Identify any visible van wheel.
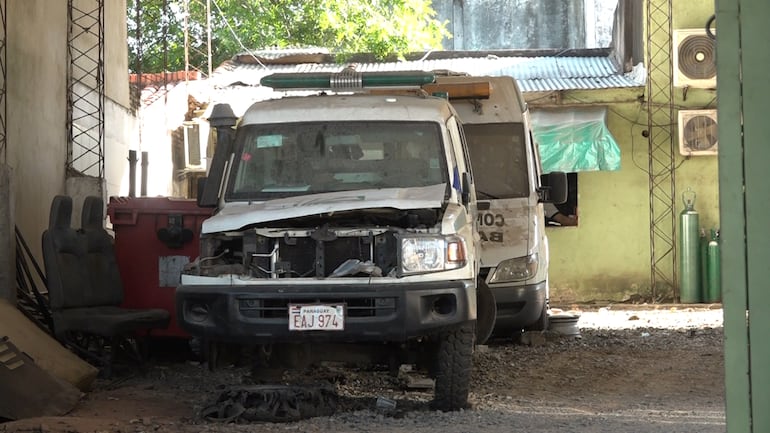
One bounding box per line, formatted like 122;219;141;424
431;322;474;411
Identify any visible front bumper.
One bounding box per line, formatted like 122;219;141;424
486;280;547;331
176;279;476;344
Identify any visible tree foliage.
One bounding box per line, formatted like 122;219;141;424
128;0;450;74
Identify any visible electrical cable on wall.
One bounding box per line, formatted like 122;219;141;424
706;14;716;40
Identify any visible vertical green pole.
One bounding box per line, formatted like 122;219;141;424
717;0;770;431
716;0;750;431
741;0;770;429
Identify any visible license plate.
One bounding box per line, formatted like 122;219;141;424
289;304;345;331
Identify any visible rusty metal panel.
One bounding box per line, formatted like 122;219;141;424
0;337;81;420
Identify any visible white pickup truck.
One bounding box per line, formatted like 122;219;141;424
176;71;479;411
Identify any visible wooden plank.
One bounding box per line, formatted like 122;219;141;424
0;300;98;391
0;337;82;420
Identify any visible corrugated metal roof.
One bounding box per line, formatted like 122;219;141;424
211;54;645;93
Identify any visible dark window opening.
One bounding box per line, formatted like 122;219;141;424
546;172;578;227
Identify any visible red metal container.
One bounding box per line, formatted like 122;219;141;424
107;196;213;338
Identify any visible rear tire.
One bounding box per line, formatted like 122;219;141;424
431;322;475;411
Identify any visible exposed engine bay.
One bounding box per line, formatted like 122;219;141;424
192;207;442;279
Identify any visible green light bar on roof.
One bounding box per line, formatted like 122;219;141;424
260;70;435;91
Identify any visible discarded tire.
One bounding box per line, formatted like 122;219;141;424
432;322;474;411
201;383;338;423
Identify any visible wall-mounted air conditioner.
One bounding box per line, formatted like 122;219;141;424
673;29;716;88
678;109;718;156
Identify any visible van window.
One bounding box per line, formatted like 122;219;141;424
464;123;529;199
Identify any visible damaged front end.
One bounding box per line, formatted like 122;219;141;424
187;204;468;281
176;194;476;343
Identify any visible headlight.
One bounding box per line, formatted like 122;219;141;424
400;236;467;275
489;253;539;283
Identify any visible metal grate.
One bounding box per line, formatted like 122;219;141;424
67;0;105;179
645;0;677;301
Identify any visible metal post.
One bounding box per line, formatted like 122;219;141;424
718;1;770;431
645;0;677;301
66;0;105;178
128;150;137;198
206;0;212;78
141;151;149;197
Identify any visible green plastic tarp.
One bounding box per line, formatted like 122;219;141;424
531;108;621;173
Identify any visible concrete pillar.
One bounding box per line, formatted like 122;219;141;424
0;164;15;303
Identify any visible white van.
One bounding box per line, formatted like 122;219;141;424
430;75;566;343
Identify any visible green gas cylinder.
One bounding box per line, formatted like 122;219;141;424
699;229;709;302
679;188;701;303
706;228;721;302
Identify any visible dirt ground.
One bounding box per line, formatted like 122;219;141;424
2;305;726;433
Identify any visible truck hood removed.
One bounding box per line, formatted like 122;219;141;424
203;183;447;233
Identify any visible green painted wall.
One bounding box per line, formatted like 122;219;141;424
535;1;720;304
532;78;718;302
536;0;719;305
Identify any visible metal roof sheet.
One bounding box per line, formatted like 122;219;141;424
211;54;645;93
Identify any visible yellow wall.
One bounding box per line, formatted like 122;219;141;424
532;0;719;303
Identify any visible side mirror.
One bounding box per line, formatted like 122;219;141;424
539;171;568;204
461;172;472;206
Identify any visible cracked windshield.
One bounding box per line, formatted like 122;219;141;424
228;121;447;200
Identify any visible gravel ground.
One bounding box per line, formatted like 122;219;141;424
2;305;727;433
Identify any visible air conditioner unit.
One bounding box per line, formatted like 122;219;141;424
673;29;716;88
678;109;718;156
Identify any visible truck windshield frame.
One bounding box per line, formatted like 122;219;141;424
464;123;530;199
225;121;449;201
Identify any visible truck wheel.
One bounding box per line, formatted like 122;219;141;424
432;322;474;411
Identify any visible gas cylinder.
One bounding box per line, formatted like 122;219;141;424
699;229;709;302
706;228;721;302
679;188;701;303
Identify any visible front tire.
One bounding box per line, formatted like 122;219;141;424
432;322;475;411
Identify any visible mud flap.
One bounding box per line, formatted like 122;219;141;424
475;281;497;345
201;384;338;423
0;337;82;420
